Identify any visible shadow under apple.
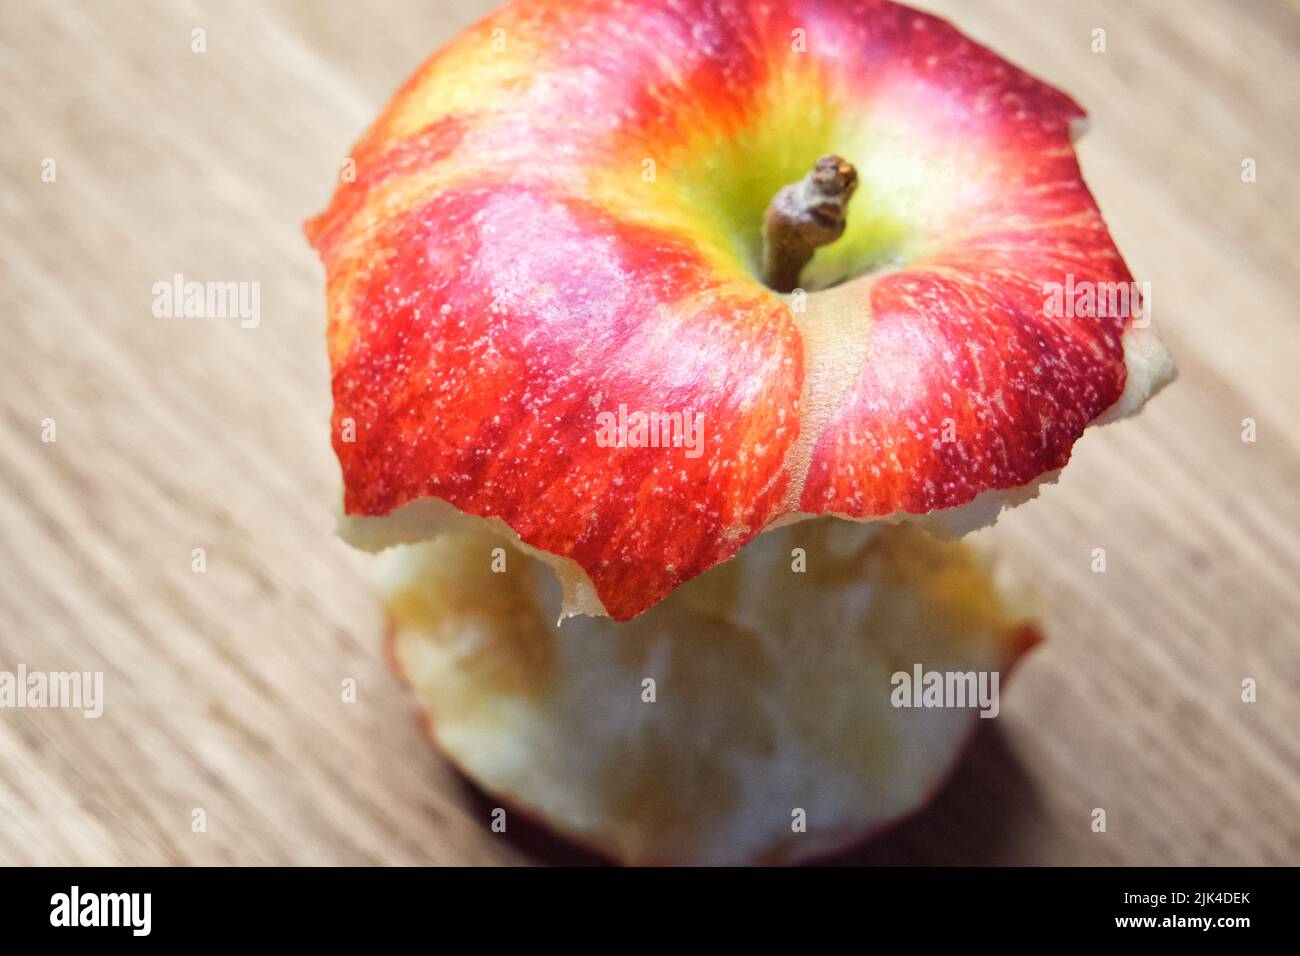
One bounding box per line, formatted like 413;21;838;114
448;720;1037;867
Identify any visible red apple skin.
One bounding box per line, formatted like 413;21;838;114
801;240;1129;516
308;0;1140;621
325;185;804;623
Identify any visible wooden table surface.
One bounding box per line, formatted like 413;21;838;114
2;0;1297;866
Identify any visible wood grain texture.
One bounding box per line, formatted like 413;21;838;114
1;0;1296;866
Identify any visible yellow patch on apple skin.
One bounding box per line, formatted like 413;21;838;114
380;518;1038;865
586;34;996;289
366;9;549;150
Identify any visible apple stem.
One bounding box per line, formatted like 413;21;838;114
761;155;859;293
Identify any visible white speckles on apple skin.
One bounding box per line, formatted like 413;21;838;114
308;0;1173;620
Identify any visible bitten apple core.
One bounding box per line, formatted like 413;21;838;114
762;154;859;293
